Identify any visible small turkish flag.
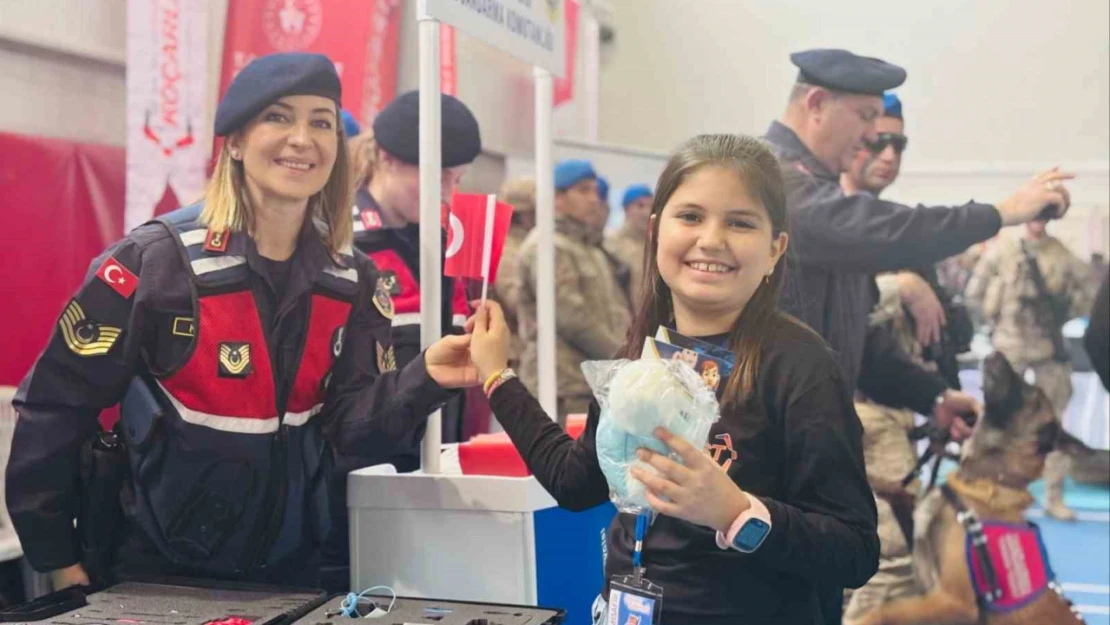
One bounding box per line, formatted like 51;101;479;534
95;256;139;299
444;193;513;282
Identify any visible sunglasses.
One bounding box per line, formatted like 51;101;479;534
865;133;908;155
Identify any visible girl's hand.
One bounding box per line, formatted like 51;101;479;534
631;427;750;533
467;301;511;383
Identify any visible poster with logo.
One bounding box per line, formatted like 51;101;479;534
125;0;210;233
218;0;403;135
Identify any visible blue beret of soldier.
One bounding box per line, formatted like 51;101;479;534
214;52;342;137
597;176;610;202
883;92;903;119
372;91;482;168
341;109;361;138
621;184;653;208
790;49;906;96
554;159;597;191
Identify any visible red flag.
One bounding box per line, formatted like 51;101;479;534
444;193;513;281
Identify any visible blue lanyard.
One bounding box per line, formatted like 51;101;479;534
632;511;651;581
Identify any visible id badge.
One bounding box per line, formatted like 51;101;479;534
608;575;663;625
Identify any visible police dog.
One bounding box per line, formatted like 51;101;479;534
857;352;1089;625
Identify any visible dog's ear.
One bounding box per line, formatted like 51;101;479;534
983;352;1022;427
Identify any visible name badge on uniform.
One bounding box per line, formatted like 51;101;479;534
607;575;663;625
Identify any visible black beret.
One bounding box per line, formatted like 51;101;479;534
214;52;341;136
373;91;482;168
791;49;906;96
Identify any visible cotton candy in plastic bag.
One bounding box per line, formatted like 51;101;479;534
583;357;721;514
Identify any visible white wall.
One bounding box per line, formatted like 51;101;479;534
0;0;127;145
595;0;1110;256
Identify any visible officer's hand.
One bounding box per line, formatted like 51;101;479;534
996;167;1075;226
50;563;90;591
896;272;946;347
933;390;979;443
468;300;511;384
425;334;478;389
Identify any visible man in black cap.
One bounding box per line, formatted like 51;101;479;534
321;90;483;593
763;48;1074;624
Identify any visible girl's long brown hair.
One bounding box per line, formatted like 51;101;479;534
616;134;789;410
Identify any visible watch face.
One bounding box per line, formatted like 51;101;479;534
734;518;771;552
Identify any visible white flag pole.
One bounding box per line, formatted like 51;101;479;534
534;67;557;420
418;0;443;475
480;193;497;306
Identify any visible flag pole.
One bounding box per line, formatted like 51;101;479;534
480;193;497;306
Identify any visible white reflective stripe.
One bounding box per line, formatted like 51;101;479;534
284;403;323;427
324;266;358;283
180;230;207;247
156;380;279;434
156;381;322;432
392;313;468;328
192;255;246;275
392;312;421;327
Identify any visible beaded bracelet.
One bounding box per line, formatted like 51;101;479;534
483;369;506;395
485;368;518;398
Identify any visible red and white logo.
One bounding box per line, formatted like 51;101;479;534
96;256;139;299
263;0;323;51
360;209;383;231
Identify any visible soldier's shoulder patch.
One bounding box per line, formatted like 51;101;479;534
373;276;395;320
376;342;397;373
59;299;122;357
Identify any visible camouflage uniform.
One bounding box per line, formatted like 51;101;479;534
967;234;1094;515
604;223;647;304
517;216;632;420
844;274;928;622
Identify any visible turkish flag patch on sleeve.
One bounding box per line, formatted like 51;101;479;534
95;256;139;299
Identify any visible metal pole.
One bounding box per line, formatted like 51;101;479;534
418;1;443;473
533;67;558;419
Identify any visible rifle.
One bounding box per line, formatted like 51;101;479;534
1020;240;1070;363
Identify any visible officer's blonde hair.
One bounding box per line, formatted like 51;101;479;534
201;120;353;255
349;131;381;188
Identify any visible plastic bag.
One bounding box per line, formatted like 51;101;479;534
583;358;721;514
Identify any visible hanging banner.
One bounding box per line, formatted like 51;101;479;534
553;0;578;106
125;0;209;233
361;0;405;124
219;0;398;128
441;24;457;97
424;0;565;77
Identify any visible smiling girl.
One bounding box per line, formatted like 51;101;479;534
469;134;879;624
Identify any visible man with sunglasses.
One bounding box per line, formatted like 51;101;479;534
840;92;977;624
764;48;1074;625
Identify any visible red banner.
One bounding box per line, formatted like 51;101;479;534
0;132;125;386
553;0;579;106
440;25;457;97
219;0;403;131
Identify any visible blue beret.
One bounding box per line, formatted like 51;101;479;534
554;159;596;191
215;52;341;136
341;109;361;138
621;184;653;208
791;49;906;96
883;92;903;119
372;91;482;168
597;176;610;201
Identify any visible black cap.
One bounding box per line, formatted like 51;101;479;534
214;53;341;137
790;49;906;96
373;91;482;168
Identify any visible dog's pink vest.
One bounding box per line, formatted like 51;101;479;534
967;521;1053;612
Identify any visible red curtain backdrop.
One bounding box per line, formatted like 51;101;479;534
0;132;126;387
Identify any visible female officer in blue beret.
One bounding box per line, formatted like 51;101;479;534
6;52;478;590
318;90;483;592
